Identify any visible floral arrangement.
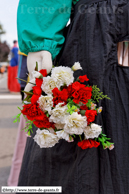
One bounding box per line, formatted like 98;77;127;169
14;62;114;150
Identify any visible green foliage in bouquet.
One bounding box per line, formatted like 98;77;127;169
22;120;33;136
13;107;21;123
96;132;114;150
92;85;110;102
86;99;95;108
13;107;33;136
67;98;80;115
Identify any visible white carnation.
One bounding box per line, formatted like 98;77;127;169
51;66;74;87
49;103;68;124
32;71;42;78
84;123;102;139
33;129;59;148
64;112;87;135
55;123;65;130
56;130;70;142
72;62;82;71
38;95;53;114
41;76;58;95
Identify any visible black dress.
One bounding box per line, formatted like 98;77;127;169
18;0;129;193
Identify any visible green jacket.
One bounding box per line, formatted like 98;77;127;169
17;0;79;59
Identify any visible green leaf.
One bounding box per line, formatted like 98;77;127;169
13;111;22;123
13;119;18;123
97;132;114;149
46;113;49;117
69;135;72;141
23;120;34;134
25;128;29;132
79;135;82;141
86;99;95;109
22;91;33;96
27;131;31;136
92;85;111;102
67;102;78;115
80;110;86;116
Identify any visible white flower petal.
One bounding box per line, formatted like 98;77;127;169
41;76;58;95
84;123;102;139
49;103;69;124
72;62;82;71
56;130;69;141
109;144;114;150
33;129;59;148
51;66;74;87
32;71;42;78
64;112;87;135
38;95;53;114
97;107;103;113
55;123;65;130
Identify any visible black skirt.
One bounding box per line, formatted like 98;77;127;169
18;0;129;193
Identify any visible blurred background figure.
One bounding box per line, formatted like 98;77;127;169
0;64;6;77
18;51;28;101
8;40;20;92
10;40;18;67
7;113;27;186
0;40;10;78
8;51;28;186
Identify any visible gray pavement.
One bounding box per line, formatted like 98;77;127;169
0;73;21;192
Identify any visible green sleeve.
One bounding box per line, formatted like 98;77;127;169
73;0;79;5
17;0;73;59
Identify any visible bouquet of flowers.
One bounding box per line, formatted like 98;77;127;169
14;62;114;150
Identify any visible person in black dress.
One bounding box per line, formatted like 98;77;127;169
17;0;129;193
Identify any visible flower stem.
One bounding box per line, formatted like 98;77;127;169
79;135;82;141
16;77;36;85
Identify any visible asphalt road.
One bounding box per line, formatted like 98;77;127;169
0;73;21;192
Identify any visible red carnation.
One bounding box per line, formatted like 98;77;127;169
33;120;45;128
31;94;40;104
80;105;88;110
21;103;44;121
33;115;52;128
72;81;85;91
72;87;92;104
79;87;92;103
31;81;42;104
33;86;42;96
31;86;42;104
78;139;100;149
85;110;97;125
39;69;47;77
67;84;74;97
79;75;89;82
36;78;43;87
52;88;68;107
67;82;86;100
53;97;65;107
59;88;69;102
52;88;60;97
